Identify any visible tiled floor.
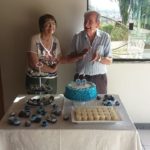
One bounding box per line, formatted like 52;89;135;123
138;130;150;150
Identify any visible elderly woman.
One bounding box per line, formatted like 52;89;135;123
26;14;62;94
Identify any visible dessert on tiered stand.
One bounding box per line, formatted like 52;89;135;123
8;62;62;127
27;62;54;106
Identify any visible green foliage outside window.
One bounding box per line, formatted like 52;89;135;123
101;24;128;41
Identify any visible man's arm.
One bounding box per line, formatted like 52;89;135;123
91;52;113;65
99;56;113;65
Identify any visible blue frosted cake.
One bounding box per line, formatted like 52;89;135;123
64;80;97;102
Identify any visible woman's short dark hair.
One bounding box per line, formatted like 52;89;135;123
39;14;57;32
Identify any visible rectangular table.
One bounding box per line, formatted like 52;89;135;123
0;94;142;150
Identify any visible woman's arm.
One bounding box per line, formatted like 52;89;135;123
27;52;57;73
58;49;89;64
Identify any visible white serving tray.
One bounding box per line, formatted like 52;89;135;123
71;106;122;124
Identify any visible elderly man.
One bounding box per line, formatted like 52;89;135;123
67;11;112;94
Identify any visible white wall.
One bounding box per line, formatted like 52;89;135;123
107;63;150;123
0;0;86;110
0;0;150;123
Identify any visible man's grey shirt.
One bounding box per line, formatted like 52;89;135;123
71;29;112;75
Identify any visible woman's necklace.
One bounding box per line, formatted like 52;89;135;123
42;37;52;50
40;34;53;57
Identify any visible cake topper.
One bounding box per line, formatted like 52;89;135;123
81;79;87;85
75;78;87;86
75;79;81;86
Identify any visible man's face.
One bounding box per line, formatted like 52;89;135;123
84;13;99;34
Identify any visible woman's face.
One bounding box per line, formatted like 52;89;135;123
43;19;56;34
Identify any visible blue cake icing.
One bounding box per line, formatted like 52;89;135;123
64;81;97;102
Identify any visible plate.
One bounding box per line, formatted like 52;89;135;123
26;95;55;106
71;106;122;124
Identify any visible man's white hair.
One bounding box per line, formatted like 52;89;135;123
84;11;101;23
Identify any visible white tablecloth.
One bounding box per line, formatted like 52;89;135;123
0;94;142;150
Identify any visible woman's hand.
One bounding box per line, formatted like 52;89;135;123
28;52;58;73
49;64;57;73
77;48;89;60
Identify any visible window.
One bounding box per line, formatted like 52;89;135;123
88;0;150;61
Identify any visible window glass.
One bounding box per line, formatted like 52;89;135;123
88;0;150;60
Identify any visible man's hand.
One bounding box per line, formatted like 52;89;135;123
91;52;101;62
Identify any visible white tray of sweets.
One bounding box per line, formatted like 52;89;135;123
71;106;122;123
